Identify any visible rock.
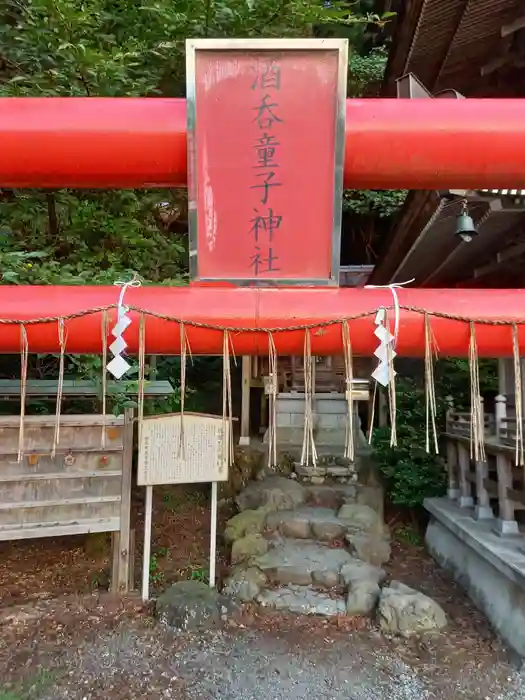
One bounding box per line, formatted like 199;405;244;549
346;580;381;615
339;558;386;588
257;585;346;616
338;557;385;615
224;509;267;543
345;532;391;567
305;484;357;508
222;566;267;602
337;503;384;535
236;476;307;513
311;520;345;542
254;539;355;588
378;581;448;637
156;580;240;631
231;534;269;565
312;569;340;588
355;485;384;519
265;506;345;542
266;510;311;539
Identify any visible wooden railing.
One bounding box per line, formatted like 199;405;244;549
444;394;525;535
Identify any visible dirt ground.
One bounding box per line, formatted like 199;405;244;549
0;487;524;700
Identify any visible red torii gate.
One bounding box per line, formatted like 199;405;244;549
1;38;525;357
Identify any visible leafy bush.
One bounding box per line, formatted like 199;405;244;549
373;359;497;509
373;376;448;509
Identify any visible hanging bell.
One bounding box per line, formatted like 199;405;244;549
455;212;478;243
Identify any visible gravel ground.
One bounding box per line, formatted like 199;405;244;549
1;597;524;700
1;497;525;700
38;625;525;700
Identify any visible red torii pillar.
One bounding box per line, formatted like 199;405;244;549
1;39;525;357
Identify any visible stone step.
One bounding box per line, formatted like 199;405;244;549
256;584;347;617
265;504;386;544
253;537;356;588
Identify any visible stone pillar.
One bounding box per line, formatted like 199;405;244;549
494;453;519;536
446;440;460;500
495;394;507;439
474;459;494;520
239;356;251;446
457;443;474;508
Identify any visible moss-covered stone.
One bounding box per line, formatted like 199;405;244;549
337;503;385;536
224;508;268;544
231;533;269;565
222;566;268;602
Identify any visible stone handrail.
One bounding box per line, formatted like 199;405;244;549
444;395;525;536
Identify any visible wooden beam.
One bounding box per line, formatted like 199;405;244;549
474;240;525;278
239;356;251;446
501;16;525;38
456;240;525;284
431;0;471;89
382;0;426;96
481;54;525;77
396;73;432;98
368;191;441;285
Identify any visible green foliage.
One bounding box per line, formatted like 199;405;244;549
150;546;168;585
0;0;376;288
394;524;422;546
343;188;407;218
0;670;55;700
0;190;187;286
374;359;498;509
374;377;448;509
345;45;406;219
190;566;209;584
348;44;388;96
0;0;368;98
435;358;498;411
0;0;395;408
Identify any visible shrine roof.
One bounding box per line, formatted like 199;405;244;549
384;0;525;98
368;0;525;288
369;191;525;289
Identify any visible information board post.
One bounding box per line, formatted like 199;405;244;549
209;481;218;588
137;413;229;602
142;485;153;602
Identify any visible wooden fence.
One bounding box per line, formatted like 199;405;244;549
0;379;174;592
445;394;525;535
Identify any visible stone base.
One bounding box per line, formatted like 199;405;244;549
262;391;371;458
294;460;359;483
425;497;525;658
493;518;520;537
474;504;494;520
458;496;474;508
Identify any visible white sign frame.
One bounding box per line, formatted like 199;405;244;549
138;413;230;601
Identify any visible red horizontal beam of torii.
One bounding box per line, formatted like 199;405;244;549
2;98;525;190
2;96;525;358
0;286;523;357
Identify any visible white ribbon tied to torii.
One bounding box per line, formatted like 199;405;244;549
364;279;415;387
107;272;142;379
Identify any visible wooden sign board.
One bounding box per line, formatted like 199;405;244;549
137;412;229;486
186;38;348;286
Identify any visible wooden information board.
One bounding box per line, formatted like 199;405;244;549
137;413;228;486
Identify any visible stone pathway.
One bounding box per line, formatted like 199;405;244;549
254;538;356;587
220;476;447;634
257;585;347;615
